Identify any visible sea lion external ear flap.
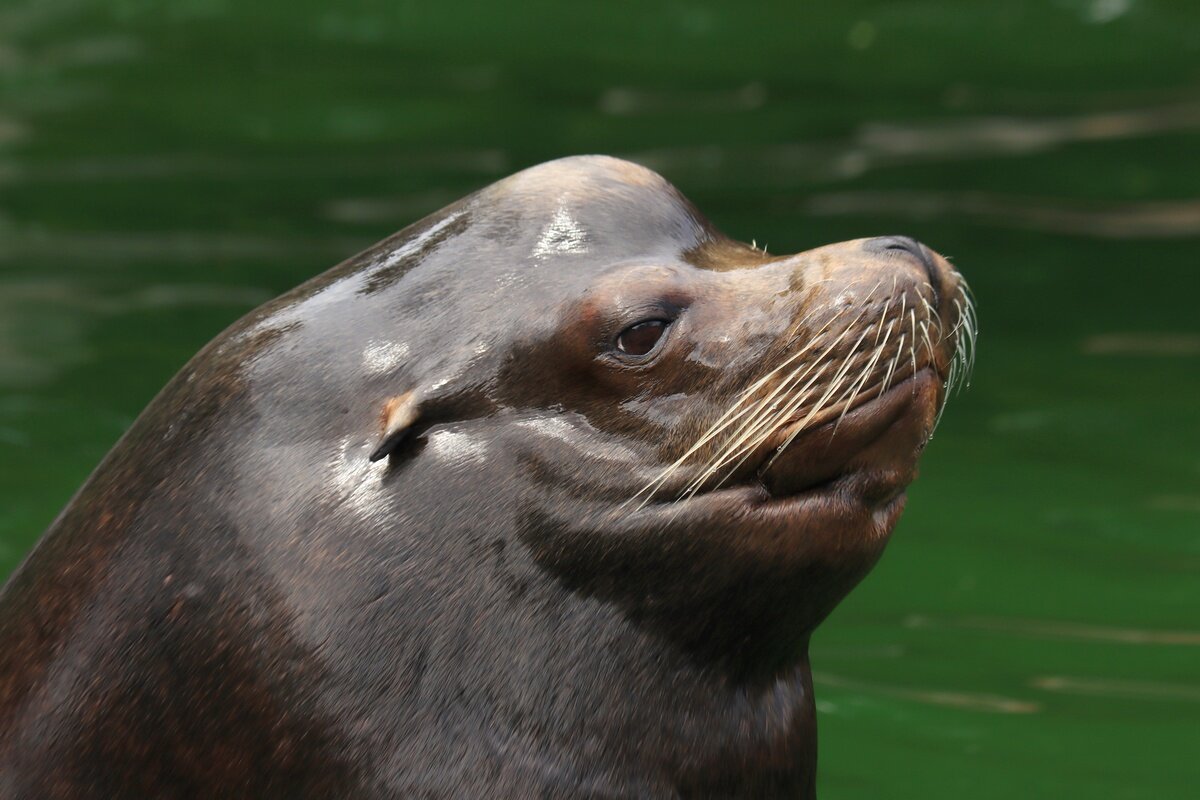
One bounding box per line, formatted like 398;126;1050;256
369;391;420;462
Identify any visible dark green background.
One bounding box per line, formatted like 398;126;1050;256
2;1;1198;797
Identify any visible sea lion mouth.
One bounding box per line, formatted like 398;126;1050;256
754;367;941;506
623;367;944;527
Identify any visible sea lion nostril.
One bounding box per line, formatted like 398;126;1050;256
864;235;940;305
865;235;926;262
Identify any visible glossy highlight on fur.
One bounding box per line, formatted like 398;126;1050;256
0;156;972;798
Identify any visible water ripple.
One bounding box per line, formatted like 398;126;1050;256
814;671;1040;714
1032;675;1200;702
1082;333;1200;356
806;192;1200;239
904;614;1200;645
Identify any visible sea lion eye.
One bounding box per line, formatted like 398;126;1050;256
616;319;669;356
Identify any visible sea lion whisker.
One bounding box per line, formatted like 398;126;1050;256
878;311;898;352
960;285;978;380
747;316;875;446
760;321;877;473
958;275;976;302
950;297;968;338
909;308;919;380
637;247;977;506
865;277;886;303
688;307;870;480
684;303;879;498
956;332;971;394
832;338;888;438
949;293;977;392
934;356;958;432
688;360;839;498
957;335;969;393
933;389;950;433
926;301;944;343
920;318;936;363
873;294;893;347
830;321;888;410
760;364;856;474
780;299;828;341
883;353;899;397
883;332;904;396
825;314;891;425
689;312;841;449
872;316;901;400
629;312;847;507
682;326;859;499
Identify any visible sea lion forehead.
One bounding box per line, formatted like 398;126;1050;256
480;155;715;261
498;155;670;193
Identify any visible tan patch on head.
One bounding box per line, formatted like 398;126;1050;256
685;237;775;272
500;155;668;197
380;392;417;429
605;157;666;188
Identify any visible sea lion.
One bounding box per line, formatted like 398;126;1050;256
0;156;974;798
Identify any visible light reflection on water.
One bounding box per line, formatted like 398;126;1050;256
0;1;1198;797
808;192;1200;238
902;613;1200;646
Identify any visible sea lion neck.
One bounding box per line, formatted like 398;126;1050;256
517;485;882;683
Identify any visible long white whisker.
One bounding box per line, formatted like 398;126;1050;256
761;321;878;472
695;294;885;472
832;336;887;437
920;318;935;363
631;302;860;508
687;359;838;497
681;307;877;498
909;308;919;379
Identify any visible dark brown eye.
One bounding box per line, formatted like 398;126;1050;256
616;319;669;356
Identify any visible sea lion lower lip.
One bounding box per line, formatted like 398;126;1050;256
755;367;940;501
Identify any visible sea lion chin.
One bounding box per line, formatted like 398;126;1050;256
0;155;974;798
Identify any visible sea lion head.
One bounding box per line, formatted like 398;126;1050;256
0;156;975;796
248;155;974;677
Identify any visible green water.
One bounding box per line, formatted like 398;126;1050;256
2;1;1197;796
